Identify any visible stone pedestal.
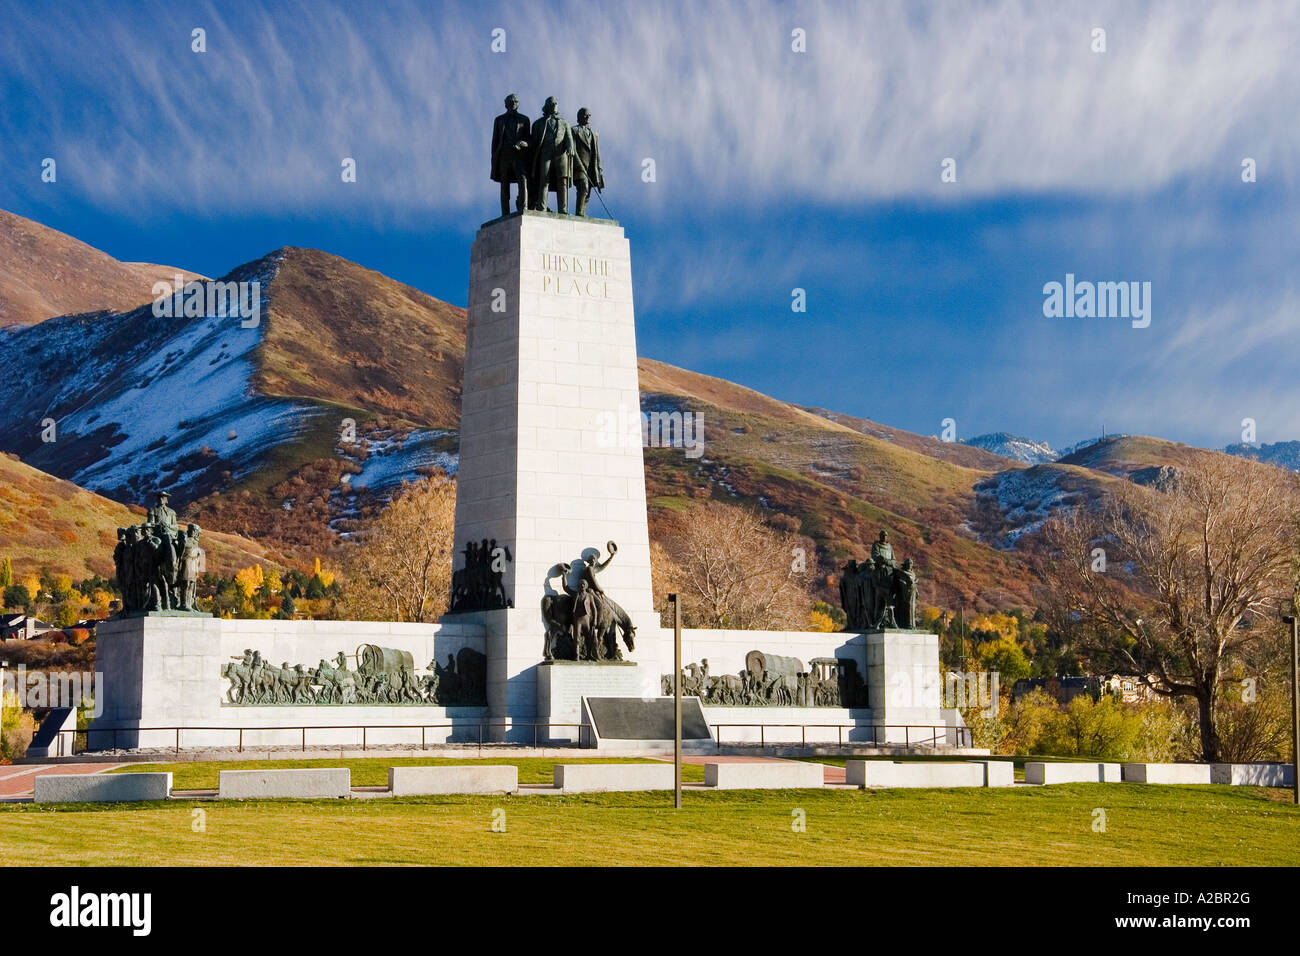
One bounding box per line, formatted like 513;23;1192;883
91;614;226;749
447;212;660;739
536;660;645;743
864;629;947;744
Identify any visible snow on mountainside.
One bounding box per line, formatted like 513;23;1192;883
0;245;467;517
962;432;1058;464
971;463;1117;549
1224;441;1300;473
0;254;326;502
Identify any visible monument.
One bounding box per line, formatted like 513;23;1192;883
443;133;659;737
84;94;964;754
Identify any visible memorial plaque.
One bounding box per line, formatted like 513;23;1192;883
584;696;712;741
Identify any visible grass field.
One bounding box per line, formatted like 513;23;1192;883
2;781;1297;867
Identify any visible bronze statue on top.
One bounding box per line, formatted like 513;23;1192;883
571;107;604;217
490;93;610;218
839;528;919;630
491;93;532;216
530;95;575;214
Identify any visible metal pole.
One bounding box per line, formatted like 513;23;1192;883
671;592;682;810
1287;613;1300;806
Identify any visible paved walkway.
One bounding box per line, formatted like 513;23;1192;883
0;762;122;800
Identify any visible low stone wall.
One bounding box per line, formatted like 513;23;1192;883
983;761;1014;787
1122;763;1213;784
388;765;518;795
217;768;351;799
703;761;824;789
1211;763;1296;787
846;760;986;788
1025;762;1122;784
553;762;675;792
35;772;172;803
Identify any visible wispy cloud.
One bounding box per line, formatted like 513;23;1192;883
3;0;1298;218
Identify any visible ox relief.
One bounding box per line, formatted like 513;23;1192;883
664;650;868;709
221;644;487;707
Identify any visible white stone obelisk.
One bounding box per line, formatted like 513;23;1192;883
448;211;660;739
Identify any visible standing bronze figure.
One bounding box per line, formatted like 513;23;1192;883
571;107;604;217
530;96;575;214
491;93;532;216
839;528;920;630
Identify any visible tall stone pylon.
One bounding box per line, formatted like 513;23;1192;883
448;211;660;740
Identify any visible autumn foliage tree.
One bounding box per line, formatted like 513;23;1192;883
341;475;456;623
1040;455;1300;762
653;501;816;629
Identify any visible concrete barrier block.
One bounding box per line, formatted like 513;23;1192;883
553;763;675;792
388;765;518;796
704;762;824;790
1025;762;1122;784
35;772;172;803
218;768;350;799
1122;763;1213;784
982;761;1014;787
845;760;985;788
1211;763;1296;787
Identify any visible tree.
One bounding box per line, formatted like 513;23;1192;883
1041;455;1300;761
655;502;816;629
276;592;296;620
3;585;31;611
0;556;12;588
341;476;456;622
975;634;1032;685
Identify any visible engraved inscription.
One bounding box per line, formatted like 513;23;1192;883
539;252;612;298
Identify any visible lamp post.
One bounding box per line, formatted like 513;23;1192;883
669;592;682;810
1283;610;1300;806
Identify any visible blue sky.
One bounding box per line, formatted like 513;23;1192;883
2;0;1297;450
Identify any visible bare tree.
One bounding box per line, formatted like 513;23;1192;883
1041;455;1299;761
341;475;456;623
656;502;815;630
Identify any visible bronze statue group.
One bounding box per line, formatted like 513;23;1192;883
112;491;205;614
839;529;919;630
540;541;636;662
491;93;605;217
448;538;513;612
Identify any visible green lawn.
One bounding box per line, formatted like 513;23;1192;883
105;756;705;790
3;784;1297;866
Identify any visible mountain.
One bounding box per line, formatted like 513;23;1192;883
637;360;1039;609
0;245;463;562
0;209;203;328
0;210;1276;614
961;432;1057;465
0;453;287;582
1224;441;1300;472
